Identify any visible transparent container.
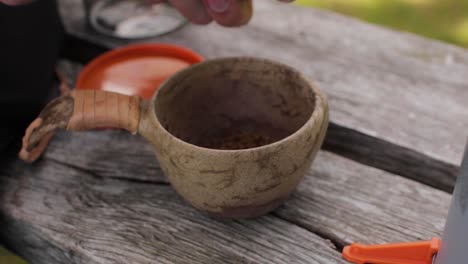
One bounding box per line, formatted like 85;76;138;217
84;0;187;39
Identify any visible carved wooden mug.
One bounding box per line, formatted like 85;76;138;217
20;57;329;219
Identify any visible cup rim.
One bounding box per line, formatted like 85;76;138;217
148;56;327;153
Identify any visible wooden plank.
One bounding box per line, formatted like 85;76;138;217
43;130;451;247
42;61;452;254
57;0;468;191
276;151;451;247
1;129;451;263
46;58;456;245
0;156;344;264
44;130;163;183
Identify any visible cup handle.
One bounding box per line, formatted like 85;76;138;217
19;90;141;163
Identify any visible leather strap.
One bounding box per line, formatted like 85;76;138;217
67;90;140;134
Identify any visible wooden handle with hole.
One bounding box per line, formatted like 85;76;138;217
19;90;140;163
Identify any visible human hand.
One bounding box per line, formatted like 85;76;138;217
0;0;295;27
152;0;295;27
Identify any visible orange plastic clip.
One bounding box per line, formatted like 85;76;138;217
342;237;441;264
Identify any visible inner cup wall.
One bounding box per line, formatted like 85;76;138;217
154;59;316;150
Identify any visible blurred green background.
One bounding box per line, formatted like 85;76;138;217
297;0;468;47
1;1;467;263
0;247;26;264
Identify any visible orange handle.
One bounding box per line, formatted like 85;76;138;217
19;90;141;163
342;238;440;264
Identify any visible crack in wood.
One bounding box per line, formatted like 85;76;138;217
272;212;346;252
47;157;169;186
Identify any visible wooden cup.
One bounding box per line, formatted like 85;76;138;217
20;57;329;219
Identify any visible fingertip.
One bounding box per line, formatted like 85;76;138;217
204;0;253;27
19;149;30;162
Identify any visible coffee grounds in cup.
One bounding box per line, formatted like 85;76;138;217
201;132;274;150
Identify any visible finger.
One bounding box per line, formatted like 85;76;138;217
167;0;213;25
203;0;253;27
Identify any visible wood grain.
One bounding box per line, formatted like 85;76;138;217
0;155;344;264
276;151;450;247
44;130;164;183
57;1;468;191
47;130;451;242
0;128;449;263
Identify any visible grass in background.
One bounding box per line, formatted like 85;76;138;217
296;0;468;47
0;247;26;264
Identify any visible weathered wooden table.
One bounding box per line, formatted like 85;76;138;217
1;1;467;263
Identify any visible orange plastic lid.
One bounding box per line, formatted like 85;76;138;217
76;43;204;99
